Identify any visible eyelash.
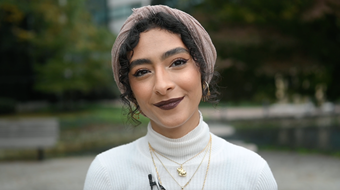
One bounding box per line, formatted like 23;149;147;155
133;69;149;77
132;58;189;77
171;58;188;67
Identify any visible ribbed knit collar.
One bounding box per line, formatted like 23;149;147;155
146;111;210;160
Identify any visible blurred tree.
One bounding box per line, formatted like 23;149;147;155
0;1;34;101
0;0;116;106
193;0;340;103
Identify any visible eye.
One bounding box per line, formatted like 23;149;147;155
171;58;188;67
133;69;150;77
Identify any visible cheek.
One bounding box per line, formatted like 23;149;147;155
129;78;151;104
178;67;202;94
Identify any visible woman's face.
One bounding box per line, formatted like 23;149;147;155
128;28;202;138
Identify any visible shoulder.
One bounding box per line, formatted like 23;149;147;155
211;133;264;163
211;134;267;174
210;134;277;189
84;136;147;190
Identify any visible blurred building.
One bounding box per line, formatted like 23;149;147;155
87;0;151;34
87;0;207;34
87;0;109;26
108;0;151;34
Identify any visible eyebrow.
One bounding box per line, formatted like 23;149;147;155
130;58;152;69
161;47;189;60
130;47;189;69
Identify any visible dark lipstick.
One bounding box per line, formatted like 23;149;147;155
153;97;184;110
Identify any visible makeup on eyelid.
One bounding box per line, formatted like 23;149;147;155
131;58;189;77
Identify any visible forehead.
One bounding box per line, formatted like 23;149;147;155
131;29;186;60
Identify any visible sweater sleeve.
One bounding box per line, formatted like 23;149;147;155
255;161;278;190
84;156;113;190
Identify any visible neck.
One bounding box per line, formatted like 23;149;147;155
146;111;210;158
150;110;200;139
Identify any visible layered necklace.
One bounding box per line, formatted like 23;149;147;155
148;135;212;190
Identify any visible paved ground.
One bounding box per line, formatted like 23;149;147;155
260;151;340;190
0;151;339;190
0;156;92;190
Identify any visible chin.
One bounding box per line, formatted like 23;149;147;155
162;115;188;128
161;119;186;128
155;115;188;129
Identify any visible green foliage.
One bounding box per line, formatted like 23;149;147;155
58;104;149;130
32;0;115;95
0;0;117;103
34;51;112;94
194;0;340;102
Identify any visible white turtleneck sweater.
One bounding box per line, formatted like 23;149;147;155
84;112;277;190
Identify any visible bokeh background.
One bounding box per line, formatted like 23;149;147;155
0;0;340;190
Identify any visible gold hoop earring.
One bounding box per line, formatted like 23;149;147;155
202;81;211;102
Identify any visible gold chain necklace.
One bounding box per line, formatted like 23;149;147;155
149;135;212;190
150;137;210;177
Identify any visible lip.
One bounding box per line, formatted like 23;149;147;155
153;96;184;110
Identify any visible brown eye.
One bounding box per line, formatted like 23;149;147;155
133;69;150;77
171;59;188;67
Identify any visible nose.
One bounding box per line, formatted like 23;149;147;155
154;69;174;95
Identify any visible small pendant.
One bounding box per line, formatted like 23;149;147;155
177;166;187;177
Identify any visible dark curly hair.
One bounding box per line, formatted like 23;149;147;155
118;11;219;126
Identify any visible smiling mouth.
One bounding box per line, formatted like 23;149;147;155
153;97;184;110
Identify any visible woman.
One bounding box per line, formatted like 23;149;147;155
84;5;277;190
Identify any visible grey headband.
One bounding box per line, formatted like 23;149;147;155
111;5;217;94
